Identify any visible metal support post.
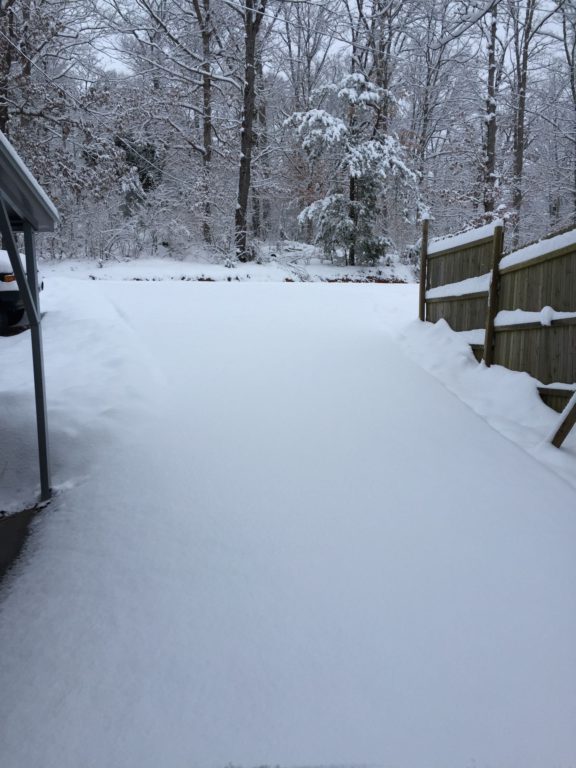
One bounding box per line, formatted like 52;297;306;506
23;223;51;501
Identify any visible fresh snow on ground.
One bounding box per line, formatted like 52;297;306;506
41;248;414;285
0;263;575;768
398;317;576;487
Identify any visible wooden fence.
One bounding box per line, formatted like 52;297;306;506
419;221;576;442
419;220;495;334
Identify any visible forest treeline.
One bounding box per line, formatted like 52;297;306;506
1;0;575;264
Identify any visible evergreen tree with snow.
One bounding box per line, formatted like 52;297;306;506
287;74;417;265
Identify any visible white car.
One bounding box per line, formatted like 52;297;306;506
0;249;34;330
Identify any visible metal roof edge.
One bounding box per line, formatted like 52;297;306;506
0;130;60;231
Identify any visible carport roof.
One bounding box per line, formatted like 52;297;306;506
0;131;60;233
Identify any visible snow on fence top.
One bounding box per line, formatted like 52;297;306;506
427;220;502;256
500;228;576;271
426;272;490;300
495;307;576;327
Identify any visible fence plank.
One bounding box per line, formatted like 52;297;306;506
493;323;576;384
426;291;489;303
426;294;488;331
427;239;494;289
499;249;576;312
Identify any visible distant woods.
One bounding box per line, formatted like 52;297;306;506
0;0;574;262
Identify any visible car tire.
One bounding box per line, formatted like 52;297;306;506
0;308;24;330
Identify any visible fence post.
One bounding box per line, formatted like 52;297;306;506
550;391;576;448
483;224;504;367
418;217;429;321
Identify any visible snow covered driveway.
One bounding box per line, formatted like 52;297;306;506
1;278;575;768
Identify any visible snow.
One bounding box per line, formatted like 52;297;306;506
346;136;414;181
456;328;485;345
287;109;347;151
337;74;388;108
426;271;490;299
0;248;25;293
1;267;575;768
500;227;576;271
0;249;16;272
539;382;576;391
428;219;503;255
40;255;415;285
540;305;554;326
495;307;576;327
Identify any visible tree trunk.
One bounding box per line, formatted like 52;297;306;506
511;79;527;246
348;175;356;266
483;9;498;214
251;55;271;240
193;0;214;244
511;0;536;247
564;11;576;225
235;0;266;262
251;188;261;238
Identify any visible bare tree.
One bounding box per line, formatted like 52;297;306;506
478;2;511;214
192;0;214;242
506;0;560;244
560;3;576;222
